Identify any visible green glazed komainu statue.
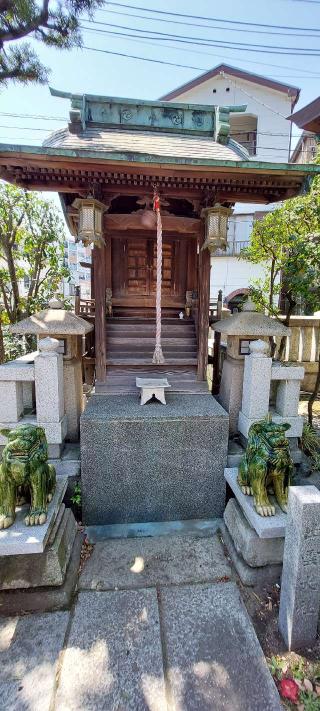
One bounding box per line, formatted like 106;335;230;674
238;419;294;517
0;424;56;529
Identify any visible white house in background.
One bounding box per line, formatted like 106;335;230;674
161;64;300;309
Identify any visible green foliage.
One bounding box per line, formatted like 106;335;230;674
301;423;320;472
70;481;81;507
0;182;70;359
299;691;320;711
240;176;320;318
0;0;103;86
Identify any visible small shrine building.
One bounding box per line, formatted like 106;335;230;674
0;89;318;393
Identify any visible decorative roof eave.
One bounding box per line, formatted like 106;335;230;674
0;143;318;206
0;143;318;176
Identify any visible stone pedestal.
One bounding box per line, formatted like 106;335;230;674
222;469;285;586
81;393;229;526
0;476;82;614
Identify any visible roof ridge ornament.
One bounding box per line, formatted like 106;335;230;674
49;86;246;140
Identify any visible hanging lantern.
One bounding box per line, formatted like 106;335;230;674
73;198;106;248
201;204;233;253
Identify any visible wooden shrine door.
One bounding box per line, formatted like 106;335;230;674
112;236;189;308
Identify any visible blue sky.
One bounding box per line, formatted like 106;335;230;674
1;0;320;152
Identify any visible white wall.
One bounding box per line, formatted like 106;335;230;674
210;256;267;301
172;71;293;162
167;70;294;301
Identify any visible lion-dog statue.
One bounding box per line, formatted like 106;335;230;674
238;419;293;517
0;424;56;529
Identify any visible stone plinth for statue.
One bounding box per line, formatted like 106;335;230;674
222;468;286;586
11;297;93;442
213;299;290;434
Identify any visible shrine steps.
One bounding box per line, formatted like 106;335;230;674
95;368;208;395
106;316;197;366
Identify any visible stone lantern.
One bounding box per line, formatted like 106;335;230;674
10;297;93;441
212;299;290;434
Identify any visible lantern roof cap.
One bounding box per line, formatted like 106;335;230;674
213;300;291;336
10;299;93;336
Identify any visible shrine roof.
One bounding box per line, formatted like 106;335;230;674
43;126;249;161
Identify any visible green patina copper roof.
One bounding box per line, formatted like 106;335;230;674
49;87;247;144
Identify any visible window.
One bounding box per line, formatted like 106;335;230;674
230;113;258;156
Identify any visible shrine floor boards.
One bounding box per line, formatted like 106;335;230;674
0;532;281;711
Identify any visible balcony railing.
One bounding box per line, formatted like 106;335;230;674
213;240;250;257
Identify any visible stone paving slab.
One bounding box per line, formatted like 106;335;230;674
0;477;67;556
55;589;167;711
0;611;69;711
225;468;287;538
160;581;282;711
79;533;232;591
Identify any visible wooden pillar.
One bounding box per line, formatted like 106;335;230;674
197;225;211;381
93;243;107;384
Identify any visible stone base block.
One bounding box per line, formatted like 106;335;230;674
220;523;282;587
0;506;77;589
225;468;287;539
224;499;284;567
0;532;83;615
0;477;68;556
81;394;229;525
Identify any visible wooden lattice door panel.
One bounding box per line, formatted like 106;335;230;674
126;239;149;294
150;241;175;295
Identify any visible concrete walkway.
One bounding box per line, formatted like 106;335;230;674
0;533;281;711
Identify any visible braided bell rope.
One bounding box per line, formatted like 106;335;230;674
152;192;165;365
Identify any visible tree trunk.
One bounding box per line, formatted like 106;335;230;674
277;296;296;361
308;352;320;427
0;321;5;364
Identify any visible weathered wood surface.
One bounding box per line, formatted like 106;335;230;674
93;244;107;383
197;225;211;381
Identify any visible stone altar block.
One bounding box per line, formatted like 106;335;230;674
81;393;229;526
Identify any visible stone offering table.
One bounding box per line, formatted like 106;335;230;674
81;393;229;528
136;377;171;405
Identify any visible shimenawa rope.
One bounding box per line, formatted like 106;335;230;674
152;190;165;365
